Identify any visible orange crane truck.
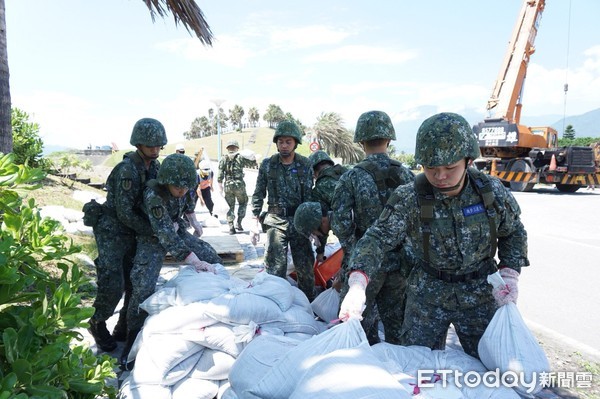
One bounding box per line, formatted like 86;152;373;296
472;0;600;192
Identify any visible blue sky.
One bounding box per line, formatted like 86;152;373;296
6;0;600;151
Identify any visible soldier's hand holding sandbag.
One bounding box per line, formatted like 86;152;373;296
493;268;520;306
184;252;216;274
338;271;368;321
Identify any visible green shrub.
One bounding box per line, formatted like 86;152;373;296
0;153;117;399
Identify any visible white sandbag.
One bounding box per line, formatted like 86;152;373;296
434;349;520;399
140;286;178;315
182;322;246;357
218;381;238;399
478;303;550;397
118;376;172;399
130;333;204;387
311;287;340;323
238;148;256;161
231;271;294;311
163;348;205;386
229;335;301;395
142;302;218;336
205;292;284;325
284;332;316;340
243;318;367;399
290;285;312;313
371;342;437;376
172;377;219;399
168;266;231;305
189;348;236;380
289;342;412;399
261;305;327;335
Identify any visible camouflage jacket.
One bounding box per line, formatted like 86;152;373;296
142;180;196;261
252;153;313;217
312;164;347;211
349;172;530;280
103;151;159;236
331;153;415;262
217;153;256;186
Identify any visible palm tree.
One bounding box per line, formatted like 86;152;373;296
312;112;364;164
248;107;260;127
0;0;214;154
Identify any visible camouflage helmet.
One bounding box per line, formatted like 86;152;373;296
157;153;197;189
130;118;168;147
273;120;303;144
414;112;480;167
308;150;334;171
293;202;323;239
226;140;240;149
354;110;396;143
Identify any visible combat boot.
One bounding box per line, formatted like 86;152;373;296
236;221;243;231
228;222;236;235
111;313;127;342
88;318;117;352
119;329;140;371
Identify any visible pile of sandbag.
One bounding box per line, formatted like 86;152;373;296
119;265;327;399
228;318;521;399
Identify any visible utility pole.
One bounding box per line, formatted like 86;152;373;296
211;98;226;161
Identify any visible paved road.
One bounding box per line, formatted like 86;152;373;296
511;186;600;356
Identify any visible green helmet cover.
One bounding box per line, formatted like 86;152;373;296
273;120;303;144
130;118;168;147
308;150;334;171
293;202;322;238
414;112;480;167
157;153;198;189
354;110;396;143
226;140;240;149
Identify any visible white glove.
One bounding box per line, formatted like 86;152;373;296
338;271;368;321
185;212;204;237
173;221;179;232
492;268;519;306
184;252;216;274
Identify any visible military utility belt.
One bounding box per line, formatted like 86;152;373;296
419;260;497;283
267;205;298;217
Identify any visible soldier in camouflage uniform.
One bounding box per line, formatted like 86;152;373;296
331;110;415;345
306;150;347;262
251;121;316;301
120;154;221;369
218;140;257;234
340;112;529;357
87;118;165;353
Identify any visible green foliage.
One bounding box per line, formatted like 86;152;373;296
557;137;599;147
0;153;117;399
390;149;417;170
46;153;93;183
10;108;49;169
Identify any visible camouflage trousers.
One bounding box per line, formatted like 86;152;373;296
264;214;315;301
399;267;497;358
91;215;135;322
341;268;407;345
224;182;248;224
126;231;222;332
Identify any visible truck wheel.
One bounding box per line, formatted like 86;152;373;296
509;160;535;192
555;184;580;193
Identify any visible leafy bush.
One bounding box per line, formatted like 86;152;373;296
0;153;117;399
11;108;50;170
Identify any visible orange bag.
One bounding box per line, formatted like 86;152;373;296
314;248;343;288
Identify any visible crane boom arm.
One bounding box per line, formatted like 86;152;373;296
486;0;545;124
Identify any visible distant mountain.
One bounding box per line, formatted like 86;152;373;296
391;106;600;153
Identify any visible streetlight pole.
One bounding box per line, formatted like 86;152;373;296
211;98;226;161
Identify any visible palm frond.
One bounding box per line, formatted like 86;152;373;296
142;0;214;45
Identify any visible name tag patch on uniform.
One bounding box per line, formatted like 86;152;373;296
462;203;485;217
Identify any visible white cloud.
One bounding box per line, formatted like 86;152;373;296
270;25;351;49
156;35;256;67
304;45;417;64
